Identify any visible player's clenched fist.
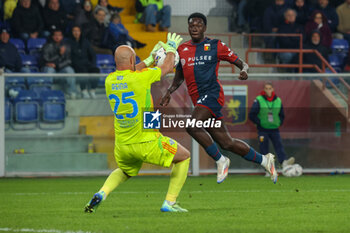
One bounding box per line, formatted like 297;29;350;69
238;70;248;80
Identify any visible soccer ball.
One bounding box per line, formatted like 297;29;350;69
282;164;303;177
154;47;179;67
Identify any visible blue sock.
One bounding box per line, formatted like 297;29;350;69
205;143;223;161
243;147;263;164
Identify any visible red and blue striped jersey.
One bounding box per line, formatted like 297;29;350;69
176;37;239;106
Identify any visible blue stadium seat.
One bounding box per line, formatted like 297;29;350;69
31;85;52;94
97;55;115;87
328;55;341;68
5;77;26;87
96;54;115;67
21;54;39;72
9;38;25;54
99;67;115;74
13;90;39;123
27;77;53;87
331;39;349;53
27;77;53;94
14;90;39;101
40;90;65;102
27;38;46;56
40;90;65;122
5;77;27;95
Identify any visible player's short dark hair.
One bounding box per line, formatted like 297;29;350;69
188;12;207;26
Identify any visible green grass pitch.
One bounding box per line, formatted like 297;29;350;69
1;175;350;233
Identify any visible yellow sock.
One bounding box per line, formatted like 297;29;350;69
165;158;190;203
99;168;129;197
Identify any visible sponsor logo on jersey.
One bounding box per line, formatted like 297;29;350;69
187;56;212;62
185;56;212;67
183;47;189;51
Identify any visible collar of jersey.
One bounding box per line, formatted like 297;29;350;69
190;37;209;46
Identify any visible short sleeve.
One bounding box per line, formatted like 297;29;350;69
217;40;239;64
137;67;162;85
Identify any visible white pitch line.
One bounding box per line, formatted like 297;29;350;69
8;189;350;196
0;228;92;233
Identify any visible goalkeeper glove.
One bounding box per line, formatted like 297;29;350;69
164;32;183;54
143;41;163;67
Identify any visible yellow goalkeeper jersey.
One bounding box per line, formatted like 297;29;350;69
105;67;162;144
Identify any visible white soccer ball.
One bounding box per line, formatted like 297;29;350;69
154;47;179;67
282;164;303;177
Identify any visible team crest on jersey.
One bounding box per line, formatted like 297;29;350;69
204;43;211;51
223;85;248;126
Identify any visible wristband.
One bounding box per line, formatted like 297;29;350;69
143;56;154;67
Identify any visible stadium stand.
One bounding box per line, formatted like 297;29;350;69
27;38;47;56
27;77;53;92
2;0;350;177
5;77;26;92
12;90;40;129
328;54;342;69
20;54;39;72
39;90;66;129
9;38;25;54
96;54;115;68
331;39;349;69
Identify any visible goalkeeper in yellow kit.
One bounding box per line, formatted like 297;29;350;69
84;33;190;213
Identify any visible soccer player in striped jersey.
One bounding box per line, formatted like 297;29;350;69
160;13;278;184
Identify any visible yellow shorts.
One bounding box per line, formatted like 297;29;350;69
114;134;178;176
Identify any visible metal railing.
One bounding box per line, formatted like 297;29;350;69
244;33;336;73
244;33;350;113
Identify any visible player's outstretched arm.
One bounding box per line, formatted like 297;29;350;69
160;69;184;106
135;41;163;70
233;58;249;80
159;52;175;77
159;33;183;77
